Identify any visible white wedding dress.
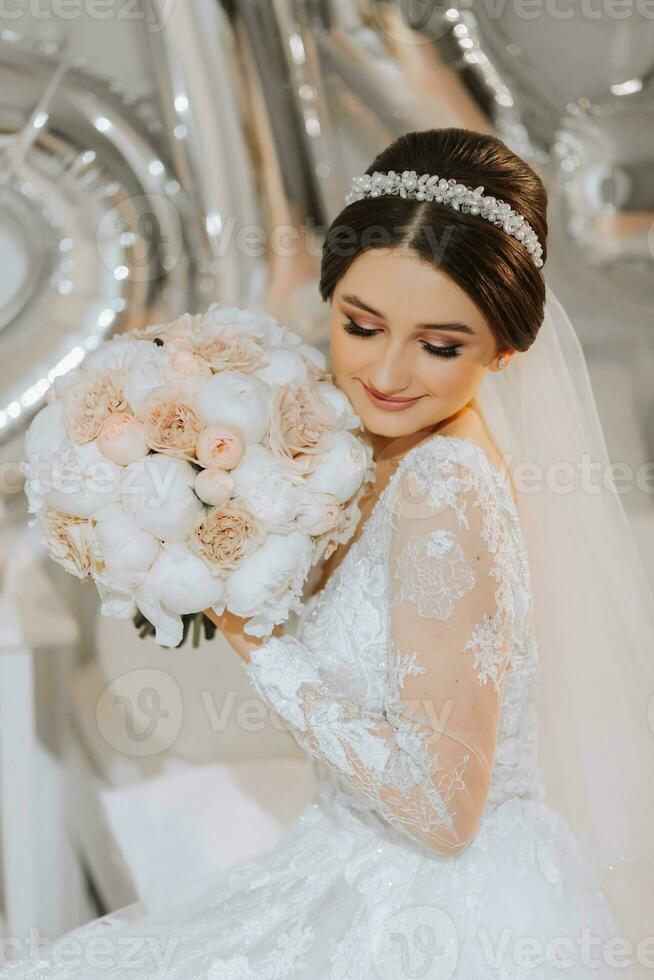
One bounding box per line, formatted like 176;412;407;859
1;433;628;980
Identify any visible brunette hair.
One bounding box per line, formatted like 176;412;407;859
319;128;548;353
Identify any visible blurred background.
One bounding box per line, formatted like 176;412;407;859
0;0;652;941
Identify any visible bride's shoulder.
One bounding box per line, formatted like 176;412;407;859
409;407;502;473
432;407;503;470
406;407;516;504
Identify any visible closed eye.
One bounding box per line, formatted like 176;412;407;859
342;317;462;360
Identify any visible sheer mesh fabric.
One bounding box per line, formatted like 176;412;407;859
245;448;515;855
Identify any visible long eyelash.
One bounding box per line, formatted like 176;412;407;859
342;317;462;359
421;341;462;359
342;317;379;339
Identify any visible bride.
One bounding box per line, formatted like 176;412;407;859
3;127;654;979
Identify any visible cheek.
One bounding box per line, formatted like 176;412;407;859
418;356;480;396
330;329;364;372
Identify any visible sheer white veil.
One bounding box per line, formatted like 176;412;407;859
476;282;654;964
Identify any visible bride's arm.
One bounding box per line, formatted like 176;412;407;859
203;606;285;662
210;453;514;856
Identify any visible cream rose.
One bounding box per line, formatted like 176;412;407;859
161;312;266;374
197;330;265;373
314;489;364;564
196;422;245;470
268;383;336;475
97;413;149;465
40;507;94;579
163;350;213;397
62;369;127;444
140;385;202;462
189;502;264;574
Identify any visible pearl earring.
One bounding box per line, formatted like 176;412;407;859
498;357;507;369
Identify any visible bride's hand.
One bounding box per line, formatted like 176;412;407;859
203;606;285;664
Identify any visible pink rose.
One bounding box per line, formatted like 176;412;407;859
194;329;265;373
40;507;94;579
268;384;335;475
97;413;149;465
194;468;234;506
140;386;203;462
62;369;127;444
189;503;263;573
196;423;245;470
164;351;213;392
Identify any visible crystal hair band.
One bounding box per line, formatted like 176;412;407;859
344;170;544;269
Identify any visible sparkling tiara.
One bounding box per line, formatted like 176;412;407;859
344;169;544;269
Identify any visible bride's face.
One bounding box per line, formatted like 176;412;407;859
329;247;510;437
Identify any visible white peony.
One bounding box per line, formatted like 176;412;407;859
229;444;304;530
121;454;204;541
22;402;70;516
305;429;374;503
195;371;270;444
52;369;82;399
95;581;138;619
84;336;144;372
123;343;172;414
317;381;362;431
90;502;160;596
253;348;314;387
297;342;327;374
43;440;122;518
135;541;226;646
24;400;67;464
295;490;341;536
223;530;314;637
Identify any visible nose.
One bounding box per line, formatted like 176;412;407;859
366;340;415;397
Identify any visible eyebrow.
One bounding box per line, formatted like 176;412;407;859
340;293;475;335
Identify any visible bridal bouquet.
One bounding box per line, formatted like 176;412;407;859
21;303;374;646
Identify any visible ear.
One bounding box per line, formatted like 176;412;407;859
490;349;516;372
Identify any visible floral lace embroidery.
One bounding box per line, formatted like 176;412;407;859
389;640;427;691
390;527;476;619
207;922;315;979
390;439;517;696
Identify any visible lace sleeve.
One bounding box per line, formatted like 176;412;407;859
243;445;515;855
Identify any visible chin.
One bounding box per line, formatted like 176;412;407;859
356;404;433;436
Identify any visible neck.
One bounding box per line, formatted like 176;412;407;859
368;401;476;465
